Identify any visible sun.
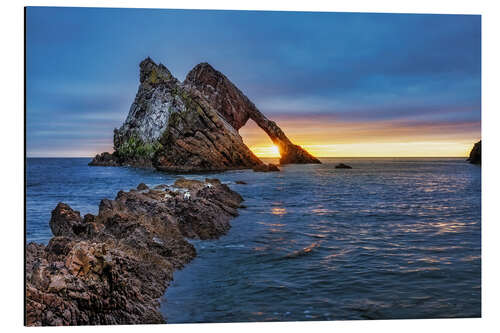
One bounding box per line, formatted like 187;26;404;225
271;145;280;156
249;145;281;157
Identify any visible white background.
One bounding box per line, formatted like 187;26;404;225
1;0;498;332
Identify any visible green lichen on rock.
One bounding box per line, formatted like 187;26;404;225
150;68;159;84
115;133;162;160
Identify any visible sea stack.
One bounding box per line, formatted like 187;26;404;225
90;57;320;171
467;140;481;164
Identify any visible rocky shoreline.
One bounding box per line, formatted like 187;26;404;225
25;178;244;326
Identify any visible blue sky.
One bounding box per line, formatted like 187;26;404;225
26;7;481;157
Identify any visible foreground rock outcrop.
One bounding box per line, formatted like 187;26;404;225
467;140;481;164
90;57;320;170
26;179;243;326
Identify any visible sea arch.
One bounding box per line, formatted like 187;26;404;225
184;62;321;165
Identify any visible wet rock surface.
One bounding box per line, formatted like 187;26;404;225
467;140;481;164
25;179;243;326
252;163;280;172
89;151;153;168
90;57;320;170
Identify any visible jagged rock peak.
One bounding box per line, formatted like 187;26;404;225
185;62;225;87
185;62;253;130
103;58;182;168
139;57;177;86
189;62;213;73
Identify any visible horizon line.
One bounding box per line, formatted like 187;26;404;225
26;156;468;159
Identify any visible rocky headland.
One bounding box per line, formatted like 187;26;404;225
25;178;243;326
89;57;320;171
467;140;481;164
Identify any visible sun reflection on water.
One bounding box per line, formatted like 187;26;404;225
271;207;287;216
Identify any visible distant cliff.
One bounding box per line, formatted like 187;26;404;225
90;57;320;171
467;140;481;164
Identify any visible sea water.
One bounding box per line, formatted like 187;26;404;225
26;157;481;321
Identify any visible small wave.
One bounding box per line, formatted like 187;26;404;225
284;242;321;259
459;255;481;262
224;244;246;249
323;248;353;260
303;233;328;239
401;267;441;274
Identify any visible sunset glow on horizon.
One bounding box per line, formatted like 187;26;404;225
248;142;473;158
240;118;479;158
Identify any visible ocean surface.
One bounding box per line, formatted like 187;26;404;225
26;157;481;321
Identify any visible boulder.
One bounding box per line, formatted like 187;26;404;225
173;177;205;190
205;178;222;185
49;203;85;238
335;163;352;169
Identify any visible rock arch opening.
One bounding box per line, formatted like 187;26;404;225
239;119;280;158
